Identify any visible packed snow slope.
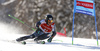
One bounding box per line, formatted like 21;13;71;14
0;22;100;51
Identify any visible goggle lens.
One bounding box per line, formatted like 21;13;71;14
48;20;53;23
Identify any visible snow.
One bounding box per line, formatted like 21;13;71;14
0;35;100;51
0;22;100;51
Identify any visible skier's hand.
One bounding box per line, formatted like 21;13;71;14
47;37;53;43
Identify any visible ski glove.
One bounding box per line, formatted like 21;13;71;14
47;37;53;42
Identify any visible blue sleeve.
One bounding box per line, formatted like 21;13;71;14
36;21;41;27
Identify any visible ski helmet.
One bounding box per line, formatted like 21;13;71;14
46;14;53;24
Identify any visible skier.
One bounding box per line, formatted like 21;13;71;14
16;14;56;43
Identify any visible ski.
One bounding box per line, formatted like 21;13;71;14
0;39;62;45
10;40;27;45
20;41;26;45
9;40;45;45
0;39;26;45
35;41;45;44
18;41;45;45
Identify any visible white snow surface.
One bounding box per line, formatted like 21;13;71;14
0;22;100;51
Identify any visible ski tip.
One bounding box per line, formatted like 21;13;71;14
41;41;45;44
22;41;26;45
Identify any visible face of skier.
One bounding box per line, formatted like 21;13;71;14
48;20;53;25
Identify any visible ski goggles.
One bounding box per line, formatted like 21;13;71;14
48;20;53;23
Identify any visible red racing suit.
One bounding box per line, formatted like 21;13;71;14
36;19;56;38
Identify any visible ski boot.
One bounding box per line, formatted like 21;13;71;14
34;38;45;44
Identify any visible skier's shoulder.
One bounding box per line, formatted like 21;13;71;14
40;19;46;23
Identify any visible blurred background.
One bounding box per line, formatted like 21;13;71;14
0;0;100;39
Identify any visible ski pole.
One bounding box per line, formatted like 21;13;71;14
8;14;36;31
